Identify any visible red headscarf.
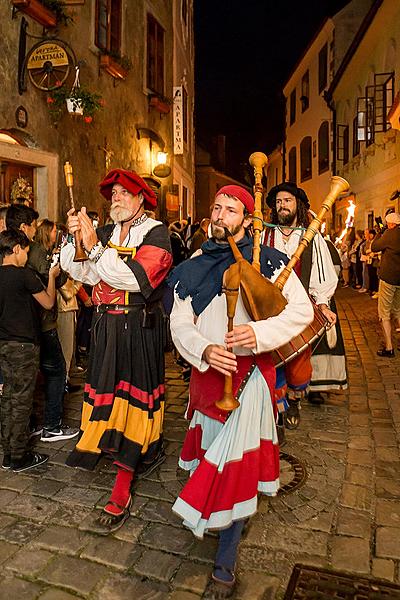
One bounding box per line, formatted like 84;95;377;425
216;185;254;214
99;169;157;209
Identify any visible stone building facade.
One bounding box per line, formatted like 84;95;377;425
0;0;195;224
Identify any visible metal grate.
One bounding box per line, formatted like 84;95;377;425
284;564;400;599
278;452;307;496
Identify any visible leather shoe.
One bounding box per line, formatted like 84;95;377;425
377;348;395;357
308;391;325;405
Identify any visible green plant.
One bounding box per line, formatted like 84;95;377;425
42;0;73;26
47;83;103;123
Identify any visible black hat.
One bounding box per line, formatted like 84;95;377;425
266;182;310;209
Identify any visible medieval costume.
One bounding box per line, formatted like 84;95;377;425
60;169;172;532
265;183;347;421
169;185;313;593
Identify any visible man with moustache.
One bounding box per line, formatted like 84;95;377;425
168;185;313;595
265;182;346;427
60;169;172;534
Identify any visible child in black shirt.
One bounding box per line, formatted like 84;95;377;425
0;230;59;472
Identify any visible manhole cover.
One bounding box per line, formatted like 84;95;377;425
284;564;400;599
278;452;307;495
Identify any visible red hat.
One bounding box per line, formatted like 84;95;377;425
99;169;157;209
216;185;254;214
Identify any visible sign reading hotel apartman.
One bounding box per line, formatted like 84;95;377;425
173;86;183;155
27;42;69;70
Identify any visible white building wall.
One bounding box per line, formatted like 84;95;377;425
333;0;400;230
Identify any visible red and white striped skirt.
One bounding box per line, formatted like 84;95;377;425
172;367;280;538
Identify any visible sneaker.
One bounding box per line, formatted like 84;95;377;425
358;288;367;293
1;454;11;470
12;451;49;472
41;425;79;442
29;425;43;439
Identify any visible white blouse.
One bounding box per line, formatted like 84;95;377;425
60;218;162;291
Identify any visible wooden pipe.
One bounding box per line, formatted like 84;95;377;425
215;261;241;411
63;162;88;262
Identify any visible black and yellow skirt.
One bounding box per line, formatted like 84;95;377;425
66;305;166;471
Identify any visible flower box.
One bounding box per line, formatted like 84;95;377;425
99;54;129;80
12;0;57;28
149;96;170;115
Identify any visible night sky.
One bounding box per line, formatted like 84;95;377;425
194;0;350;180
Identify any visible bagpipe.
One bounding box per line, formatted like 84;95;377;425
216;152;349;411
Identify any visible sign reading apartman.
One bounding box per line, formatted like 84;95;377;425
27;43;69;70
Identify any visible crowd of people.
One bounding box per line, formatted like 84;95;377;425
0;174;399;597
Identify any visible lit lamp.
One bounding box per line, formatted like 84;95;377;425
153;150;171;177
157;151;168;165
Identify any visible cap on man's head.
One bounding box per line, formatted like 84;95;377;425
266;182;310;209
99;169;157;209
216;185;254;214
386;212;400;225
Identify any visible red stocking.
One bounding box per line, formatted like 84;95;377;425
104;467;134;515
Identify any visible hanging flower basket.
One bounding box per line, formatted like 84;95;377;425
66;97;84;115
46;67;102;123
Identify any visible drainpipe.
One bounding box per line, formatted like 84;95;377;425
323;90;336;228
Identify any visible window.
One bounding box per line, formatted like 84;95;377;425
95;0;122;54
356;96;374;146
289;89;296;125
352;116;360;157
147;14;165;95
300;136;312;182
318;43;328;93
288;147;297;183
337;124;349;165
301;71;309;112
318;121;329;174
373;72;394;132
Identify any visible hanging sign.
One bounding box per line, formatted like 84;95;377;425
173;86;183;155
27;42;69;69
25;39;74;91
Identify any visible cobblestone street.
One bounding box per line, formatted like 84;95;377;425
0;287;399;599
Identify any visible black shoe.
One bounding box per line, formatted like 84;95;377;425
135;450;166;480
284;399;300;430
1;455;11;470
308;391;325;405
377;348;395;357
12;451;49;473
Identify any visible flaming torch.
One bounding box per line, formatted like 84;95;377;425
336;199;356;245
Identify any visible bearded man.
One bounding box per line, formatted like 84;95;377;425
60;169;172;534
168;185;313;595
265;182;347;427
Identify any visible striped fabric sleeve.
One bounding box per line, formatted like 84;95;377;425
125;224;173;298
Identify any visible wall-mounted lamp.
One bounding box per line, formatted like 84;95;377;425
157;151;168;165
153;151;171;178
